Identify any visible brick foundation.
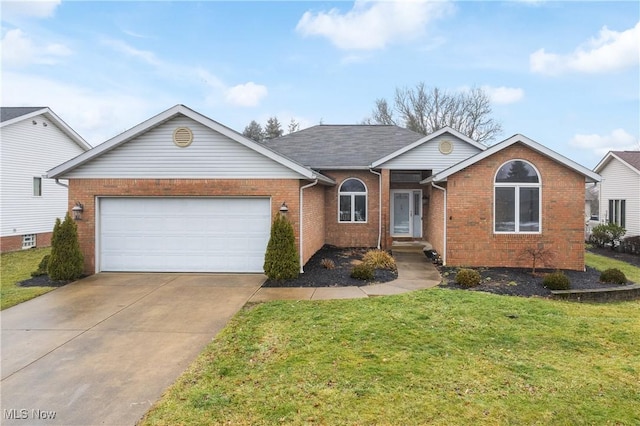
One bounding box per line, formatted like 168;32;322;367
0;231;53;253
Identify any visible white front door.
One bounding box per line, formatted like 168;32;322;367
391;190;422;237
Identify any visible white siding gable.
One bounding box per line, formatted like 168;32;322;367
65;116;303;179
1;114;87;237
599;157;640;237
380;134;483;172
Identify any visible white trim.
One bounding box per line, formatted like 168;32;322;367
594;151;640;176
371;126;486;168
46;104;333;184
424;134;601;184
338;178;368;223
299;180;319;273
493;159;542;234
390;189;422;237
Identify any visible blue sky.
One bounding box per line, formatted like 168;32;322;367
2;0;638;168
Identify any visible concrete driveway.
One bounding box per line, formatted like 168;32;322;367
1;273;264;426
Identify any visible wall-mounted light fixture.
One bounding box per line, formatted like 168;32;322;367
43;122;48;127
72;202;84;221
279;202;289;215
32;120;37;125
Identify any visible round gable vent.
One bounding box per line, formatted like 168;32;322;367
439;140;453;155
173;127;193;148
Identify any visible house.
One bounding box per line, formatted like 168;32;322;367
47;104;600;275
594;151;640;237
1;107;91;252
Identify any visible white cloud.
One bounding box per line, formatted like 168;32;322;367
530;22;640;75
1;28;72;67
225;82;268;107
296;0;453;50
570;129;640;157
482;85;525;105
101;38;160;66
1;0;61;21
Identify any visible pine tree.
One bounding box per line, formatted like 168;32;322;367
243;120;264;142
287;118;300;134
264;116;284;140
48;213;84;281
263;213;299;280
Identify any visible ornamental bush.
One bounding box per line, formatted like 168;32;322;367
456;268;481;287
600;268;627;285
263;214;299;280
362;249;396;270
48;214;84;281
31;254;50;277
542;271;570;290
589;223;626;249
350;263;374;280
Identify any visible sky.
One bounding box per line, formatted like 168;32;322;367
1;0;639;169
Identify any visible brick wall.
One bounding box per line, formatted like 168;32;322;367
0;231;53;253
68;178;303;274
323;170;381;248
301;182;325;267
441;143;586;270
425;184;445;255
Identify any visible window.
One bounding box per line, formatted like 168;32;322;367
339;178;367;222
22;234;36;249
494;160;541;233
33;177;42;197
608;200;626;228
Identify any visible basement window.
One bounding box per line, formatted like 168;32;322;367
22;234;36;249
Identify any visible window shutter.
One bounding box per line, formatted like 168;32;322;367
621;200;626;228
608;200;614;224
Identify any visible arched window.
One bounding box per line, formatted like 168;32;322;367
339;178;367;222
494;160;541;233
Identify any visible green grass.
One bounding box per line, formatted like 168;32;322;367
586;252;640;283
1;247;53;310
141;290;640;425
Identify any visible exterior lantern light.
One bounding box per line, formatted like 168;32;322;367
72;202;84;221
279;202;289;215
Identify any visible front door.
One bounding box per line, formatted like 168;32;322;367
391;190;422;237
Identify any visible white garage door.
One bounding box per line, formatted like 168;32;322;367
99;198;271;272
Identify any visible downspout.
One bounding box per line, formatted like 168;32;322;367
54;178;68;188
299;179;319;273
369;169;382;249
431;181;447;266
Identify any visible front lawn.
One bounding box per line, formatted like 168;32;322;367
586;251;640;283
141;290;640;425
1;247;53;310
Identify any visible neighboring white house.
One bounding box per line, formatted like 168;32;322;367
1;107;91;252
594;150;640;238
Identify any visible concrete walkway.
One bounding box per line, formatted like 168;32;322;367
248;246;442;303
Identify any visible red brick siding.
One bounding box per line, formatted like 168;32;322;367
68;178;303;275
301;182;325;265
0;231;53;253
425;184;445;255
323;170;381;248
443;144;586;270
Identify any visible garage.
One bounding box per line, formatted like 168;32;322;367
99;197;271;273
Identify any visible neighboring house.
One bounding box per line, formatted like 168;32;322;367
47;105;599;275
1;107;91;252
594;151;640;237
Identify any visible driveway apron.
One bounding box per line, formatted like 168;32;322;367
1;273;264;426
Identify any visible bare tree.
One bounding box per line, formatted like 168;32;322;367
365;83;502;144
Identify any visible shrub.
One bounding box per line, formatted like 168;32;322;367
320;258;335;270
543;271;571;290
600;268;627;285
263;214;300;280
350;263;374;280
48;214;84;281
519;245;554;275
362;249;396;270
31;254;51;277
620;236;640;255
456;268;481;287
589;223;626;249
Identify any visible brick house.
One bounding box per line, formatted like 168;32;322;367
47;105;600;275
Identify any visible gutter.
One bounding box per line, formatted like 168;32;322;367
54;178;69;188
369;169;382;249
431;181;447;265
299;179;319;273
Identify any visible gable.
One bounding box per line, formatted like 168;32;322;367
376;133;483;172
63;116;305;179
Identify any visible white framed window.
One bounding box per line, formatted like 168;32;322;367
494;160;541;233
339;178;367;223
608;199;626;228
22;234;36;249
33;177;42;197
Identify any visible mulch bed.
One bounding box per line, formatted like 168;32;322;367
262;245;398;288
17;275;72;288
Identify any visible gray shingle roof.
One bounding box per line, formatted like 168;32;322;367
613;151;640;172
1;107;46;123
264;125;424;169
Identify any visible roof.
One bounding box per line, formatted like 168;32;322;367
0;107;91;151
594;150;640;175
46;104;334;184
424;133;601;184
264;125;425;169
